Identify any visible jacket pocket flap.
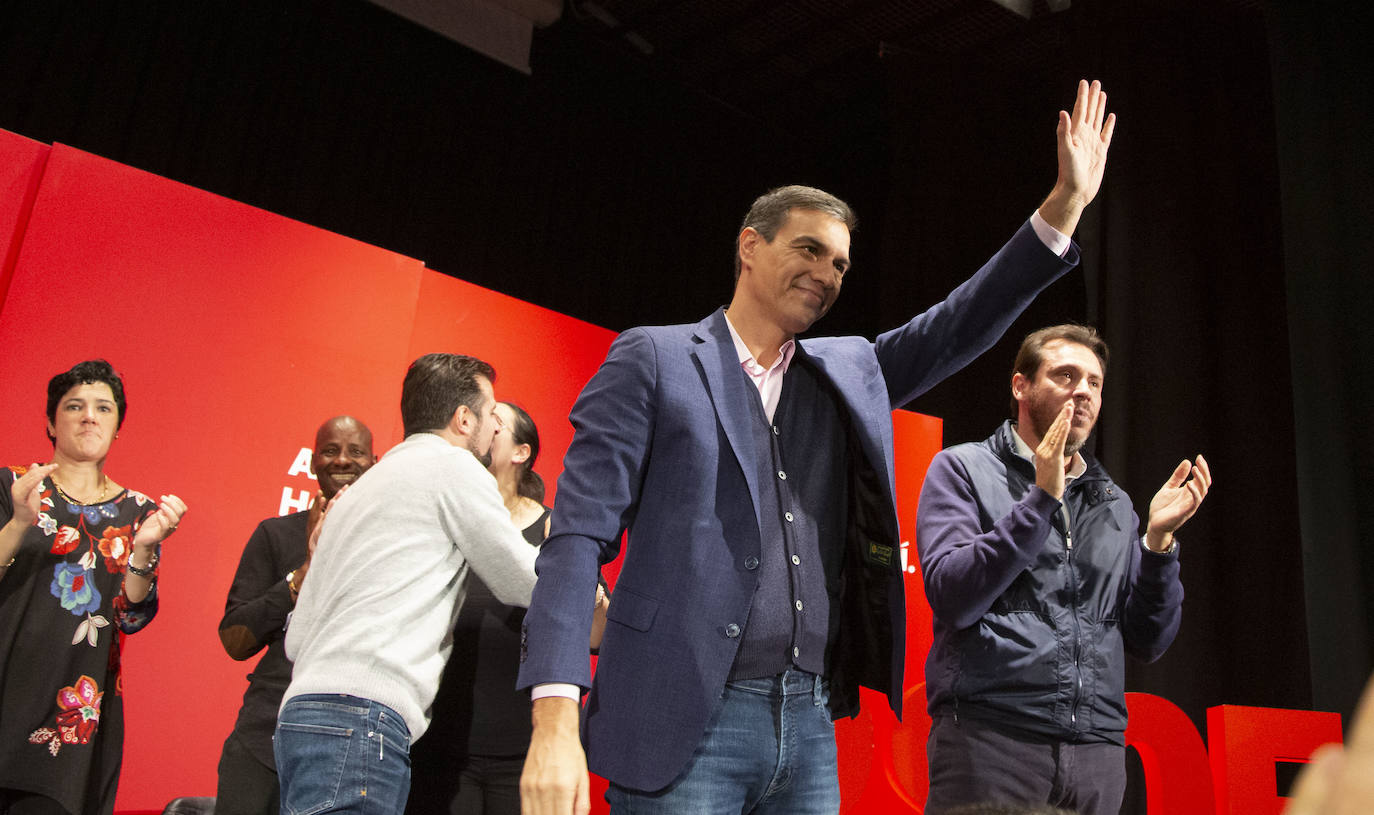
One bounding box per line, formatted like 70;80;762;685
606;586;658;632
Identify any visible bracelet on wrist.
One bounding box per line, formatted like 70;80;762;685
127;552;160;577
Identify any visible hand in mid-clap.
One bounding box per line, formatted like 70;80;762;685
1143;456;1211;553
132;494;189;547
1033;403;1074;500
9;463;60;525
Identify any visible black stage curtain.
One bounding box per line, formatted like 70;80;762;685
3;0;1371;802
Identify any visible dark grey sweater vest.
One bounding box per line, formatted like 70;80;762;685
728;354;850;680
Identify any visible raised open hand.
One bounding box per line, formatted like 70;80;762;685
1144;455;1211;552
1040;79;1117;236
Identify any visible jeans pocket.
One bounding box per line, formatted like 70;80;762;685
275;721;354;815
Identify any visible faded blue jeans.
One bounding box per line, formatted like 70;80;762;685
274;694;412;815
606;669;840;814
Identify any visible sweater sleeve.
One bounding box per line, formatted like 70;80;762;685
439;454;538;608
916;449;1062;631
218;517;300;660
1121;531;1185;663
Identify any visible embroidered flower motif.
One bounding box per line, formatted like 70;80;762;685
73;613;110;647
50;562;102;616
37;512;58;536
96;524;133;573
29;675;103;754
69;501;118;525
51;525;81;555
112;591;154;633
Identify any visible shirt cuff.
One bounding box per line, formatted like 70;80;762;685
531;682;582;702
1030;209;1072;258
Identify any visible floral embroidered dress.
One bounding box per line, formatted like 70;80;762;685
0;465;159;815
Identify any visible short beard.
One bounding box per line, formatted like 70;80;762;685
466;418;493;468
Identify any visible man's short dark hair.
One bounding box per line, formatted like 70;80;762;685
46;359;127;443
1010;323;1110;416
734;185;858;282
401;353;496;437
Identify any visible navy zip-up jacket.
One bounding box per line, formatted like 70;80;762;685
916;421;1183;744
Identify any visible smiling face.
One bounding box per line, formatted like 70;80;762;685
47;382;120;463
1013;339;1105;456
312;417;376;499
736;208;851;337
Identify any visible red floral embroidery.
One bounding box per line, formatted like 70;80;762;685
97;524;133;573
29;675;102;755
50;525;81;555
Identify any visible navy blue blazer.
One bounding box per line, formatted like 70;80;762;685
518;221;1078;792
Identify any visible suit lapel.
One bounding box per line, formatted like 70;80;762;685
690;310;764;527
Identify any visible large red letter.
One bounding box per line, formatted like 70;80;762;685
1125;692;1215;815
1207;704;1343;815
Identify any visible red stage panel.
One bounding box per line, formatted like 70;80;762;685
0;143;426;811
0;129;49;311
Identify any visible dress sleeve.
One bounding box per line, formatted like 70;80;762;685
0;467;17;526
115;499;160;634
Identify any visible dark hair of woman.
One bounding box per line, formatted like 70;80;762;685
502;402;544;504
45;359;127;443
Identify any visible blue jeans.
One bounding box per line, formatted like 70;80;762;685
924;715;1126;815
274;694;412;815
606;670;840;815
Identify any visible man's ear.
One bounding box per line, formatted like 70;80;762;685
1011;372;1029;404
738;227;761;271
450;404;473;437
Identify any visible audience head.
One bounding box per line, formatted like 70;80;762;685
734;185;857;283
45;359;127;450
400;353;499;464
312;416;376;500
489;402;544;504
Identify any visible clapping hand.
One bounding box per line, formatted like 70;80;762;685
1144;456;1211;553
132;494;188;547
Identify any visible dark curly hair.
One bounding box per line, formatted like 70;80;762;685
46;359;127;444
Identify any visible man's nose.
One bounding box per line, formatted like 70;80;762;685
811;261;839;290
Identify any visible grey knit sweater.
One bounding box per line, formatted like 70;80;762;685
282;432;538;740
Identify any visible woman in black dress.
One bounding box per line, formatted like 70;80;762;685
0;360;187;815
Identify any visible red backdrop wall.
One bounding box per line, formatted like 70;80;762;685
0;128;946;813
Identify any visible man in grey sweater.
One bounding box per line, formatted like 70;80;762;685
276;353;540;815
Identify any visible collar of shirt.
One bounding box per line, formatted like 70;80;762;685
1010;423;1088;483
724;310;795;423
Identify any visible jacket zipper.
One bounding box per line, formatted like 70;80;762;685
1065;509;1084;731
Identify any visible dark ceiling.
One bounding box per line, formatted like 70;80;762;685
554;0;1261;125
565;0;1064;117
